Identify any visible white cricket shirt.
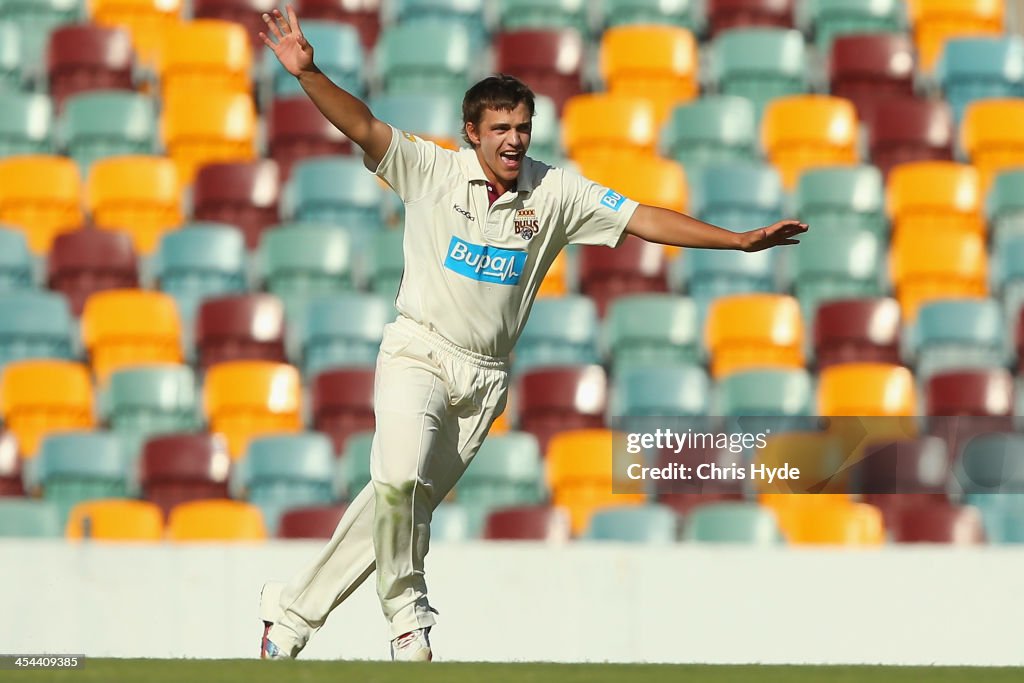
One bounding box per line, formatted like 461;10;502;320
374;126;639;357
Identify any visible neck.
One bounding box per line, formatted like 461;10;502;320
474;148;517;196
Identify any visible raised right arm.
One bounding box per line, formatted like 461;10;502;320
260;5;392;167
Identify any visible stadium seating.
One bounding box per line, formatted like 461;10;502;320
161;90;257;183
296;0;380;51
88;0;182;69
0;498;62;537
0;291;75;370
368;93;461;149
514;295;600;374
85;155;182;254
956;432;1024;494
36;431;128;524
195;294;287;370
2;0;81;73
710;27;808;116
48;228;139;316
368;228;405;298
269;20;364;98
281;155;385;238
157;20;253;99
527;94;561;165
890;229;988;320
0;227;32;292
456;431;545;535
705;293;804;378
812;298;903;369
431;503;473;541
389;0;486;42
0;92;53;157
80;289;183;382
337;429;372;498
138;433;232;517
794;228;883;321
602;0;701;31
277;503;349;539
910;298;1007;382
515;365;607;453
609;363;709;420
0;154;84;253
804;0;905;51
753;431;850;496
562;94;658;167
65;499;164;541
659;96;758;170
0;431;22;495
817;362;917;416
924;368;1015;461
689;161;783;232
760;94;859;190
960;98;1024;195
268;97;352;179
794;165;886;238
599;24;698;121
483;504;571;541
0;21;18;89
784;500;885;545
192;0;277;50
988;170;1024;245
104;364;199;461
46;25;135;110
312;367;375;454
297;293;391;376
376;19;475;101
602;294;701;369
888;501;986;544
0;359;95;457
716;368;814;433
496;0;588;35
680;247;777;320
906;0;1004;72
937;37;1024;122
577;155;687;215
682;502;783;544
708;0;796;36
494;29;584;113
259;224;354;307
856;437;951;503
994;233;1024;324
166;499;267;541
828;33;915;121
865;97;955;179
192;160;281;250
576;236;669;316
59;91;158;175
585;504;679;542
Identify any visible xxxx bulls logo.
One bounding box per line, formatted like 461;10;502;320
514;208;541;241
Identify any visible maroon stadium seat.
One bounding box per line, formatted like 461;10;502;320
829;34;916;123
312;367;375;454
47;228;140;316
577;236;668;317
925;369;1015;462
483;504;570;541
0;431;23;496
515;365;607;454
708;0;795;37
192;0;278;50
495;29;584;114
195;294;287;371
139;433;232;517
296;0;380;51
278;503;349;539
192;160;280;250
812;298;902;370
866;97;954;179
269;97;352;180
889;502;986;544
47;25;135;111
652;443;746;514
857;437;952;525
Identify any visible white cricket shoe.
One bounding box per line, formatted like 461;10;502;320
260;621;290;660
390;627;432;662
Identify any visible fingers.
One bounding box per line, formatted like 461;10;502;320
261;12;282;41
287;4;302;35
273;8;292;35
258;31;275;48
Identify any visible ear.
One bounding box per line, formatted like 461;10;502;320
465;121;481;147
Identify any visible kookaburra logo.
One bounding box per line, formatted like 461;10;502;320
453;204;475;221
514;208;540;240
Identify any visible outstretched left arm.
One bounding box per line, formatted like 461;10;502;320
625;204;808;252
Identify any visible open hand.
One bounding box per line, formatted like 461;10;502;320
259;5;315;77
740;219;808;252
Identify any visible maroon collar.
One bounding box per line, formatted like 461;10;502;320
486;182;516;206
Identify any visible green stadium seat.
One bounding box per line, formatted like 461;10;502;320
609;363;710;423
689;161;784;229
456;431;544;535
659;96;758;170
268;20;364;98
237;432;336;534
678;248;777;324
795;165;887;238
432;502;473;540
682;501;784;543
104;364;198;463
259;224;354;310
0;498;62;537
390;0;487;44
910;298;1008;382
370;92;462;147
376;19;476;100
0;227;33;291
527;94;560;164
794;227;883;321
993;234;1024;325
37;431;128;525
298;292;392;376
0;0;81;77
711;27;808;117
0;91;52;156
282;156;385;236
716;368;816;435
514;295;599;374
801;0;905;51
337;429;373;499
0;22;21;88
955;433;1024;496
937;36;1024;123
601;0;702;32
964;492;1024;543
368;228;404;298
585;504;679;543
986;169;1024;246
59;91;158;174
497;0;588;35
602;294;701;369
0;291;74;372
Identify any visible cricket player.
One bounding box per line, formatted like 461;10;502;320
257;5;807;662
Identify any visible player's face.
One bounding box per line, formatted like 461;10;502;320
466;103;533;189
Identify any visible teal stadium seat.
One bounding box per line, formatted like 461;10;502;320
957;433;1024;543
988;170;1024;245
370;92;462;145
993;234;1024;325
716;368;816;436
59;91;158;174
527;94;560;164
585;504;679;543
0;92;52;156
711;27;808;117
601;0;702;32
389;0;487;45
0;291;74;372
282;156;385;235
514;295;599;374
0;22;20;88
456;431;545;535
801;0;905;51
679;249;777;325
937;37;1024;123
299;293;392;376
269;20;364;98
682;502;784;543
910;298;1008;382
238;432;336;534
337;430;373;499
104;364;198;463
37;431;128;525
659;96;758;170
795;165;887;238
498;0;588;35
0;498;62;537
0;0;80;77
0;227;33;291
689;162;784;229
432;502;473;540
603;294;700;369
609;363;710;438
259;224;354;310
376;19;476;100
369;229;404;298
794;228;883;321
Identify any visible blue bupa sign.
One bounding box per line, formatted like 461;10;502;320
444;236;526;285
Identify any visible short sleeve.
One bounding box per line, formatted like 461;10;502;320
373;125;454;204
560;169;640;247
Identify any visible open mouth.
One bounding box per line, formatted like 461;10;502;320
499;150;522;171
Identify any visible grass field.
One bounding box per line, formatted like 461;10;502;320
4;660;1020;682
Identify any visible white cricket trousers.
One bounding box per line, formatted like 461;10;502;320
262;315;509;656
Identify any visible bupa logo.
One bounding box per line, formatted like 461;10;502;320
444;236;526;285
600;189;627;212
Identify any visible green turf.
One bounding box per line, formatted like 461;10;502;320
3;660;1020;683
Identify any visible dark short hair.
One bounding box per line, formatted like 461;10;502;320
462;74;536;146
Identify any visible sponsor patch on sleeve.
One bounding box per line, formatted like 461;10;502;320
600;189;627;211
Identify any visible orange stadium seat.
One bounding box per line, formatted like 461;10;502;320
562;94;658;167
161;90;257;183
758;492;852;541
785;500;885;545
907;0;1003;72
536;250;567;298
960;98;1024;195
166;499;267;541
705;293;804;378
817;362;917;416
0;155;84;254
85;155;182;255
88;0;184;68
156;20;253;98
887;161;982;238
546;428;645;536
66;498;164;541
203;360;303;459
80;289;184;382
576;156;687;213
761;94;859;190
0;360;95;457
891;230;988;320
752;432;849;496
599;25;699;122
